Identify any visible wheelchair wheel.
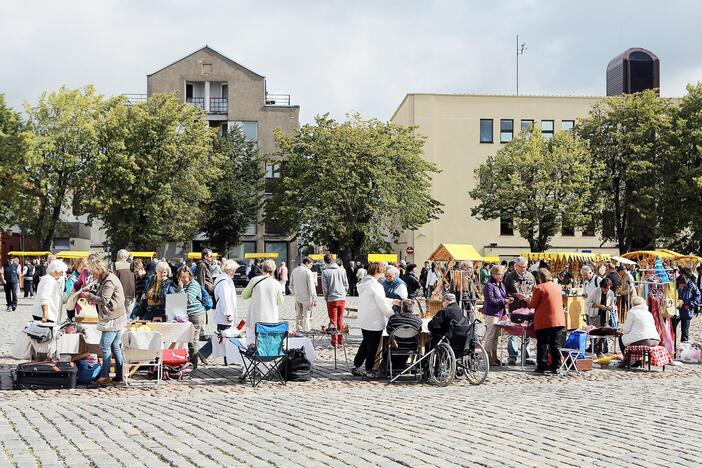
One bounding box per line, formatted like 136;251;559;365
428;342;456;386
460;341;489;385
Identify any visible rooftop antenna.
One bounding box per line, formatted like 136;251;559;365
516;35;527;95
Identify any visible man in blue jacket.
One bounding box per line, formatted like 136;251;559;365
675;274;701;343
1;256;20;311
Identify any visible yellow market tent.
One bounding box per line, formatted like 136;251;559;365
7;251;51;257
309;253;336;261
188;252;220;259
482;256;500;263
367;253;398;263
671;255;702;268
622;250;681;262
429;244;484;262
243;252;278;259
521;252;612;263
55;251;91;259
130;251;156;258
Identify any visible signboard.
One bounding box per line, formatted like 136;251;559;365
406;246;415;255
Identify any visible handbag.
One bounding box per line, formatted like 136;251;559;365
661;298;678;319
24;322;53;343
162;348;188;366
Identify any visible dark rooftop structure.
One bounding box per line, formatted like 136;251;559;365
606;48;660;96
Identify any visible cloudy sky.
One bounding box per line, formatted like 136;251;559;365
2;0;700;123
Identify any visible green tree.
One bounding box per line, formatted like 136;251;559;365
79;93;219;250
201;126;262;254
662;82;702;253
0;94;35;228
18;86;113;249
576;90;674;252
265;113;443;261
470;127;598;252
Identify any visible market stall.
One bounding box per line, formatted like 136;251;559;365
55;250;91;259
188;252;220;260
426;244;484;316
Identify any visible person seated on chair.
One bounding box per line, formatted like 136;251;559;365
618;296;661;367
585;277;615;357
428;293;465;349
386;299;423;370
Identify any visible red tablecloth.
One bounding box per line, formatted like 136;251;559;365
624;345;672;367
495;322;537;339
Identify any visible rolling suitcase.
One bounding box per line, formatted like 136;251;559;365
13;361;78;390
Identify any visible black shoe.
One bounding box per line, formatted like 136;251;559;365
350;367;364;377
533;368;547;374
525;359;536;365
507;359;517;366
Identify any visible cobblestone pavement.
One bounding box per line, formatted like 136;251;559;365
1;295;702;466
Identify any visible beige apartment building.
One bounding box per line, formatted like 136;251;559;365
144;46;300;266
390;93;620;263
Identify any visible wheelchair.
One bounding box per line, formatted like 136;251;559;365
425;318;489;386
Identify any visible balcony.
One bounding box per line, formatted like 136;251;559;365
186;97;205;110
123;94;147;105
209;97;228;114
265;93;291;106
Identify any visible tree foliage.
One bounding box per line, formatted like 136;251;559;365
0;94;35;228
576;90;674;252
17;86;115;248
470;127;599;252
78;93;219;250
201;126;262;254
265;113;443;260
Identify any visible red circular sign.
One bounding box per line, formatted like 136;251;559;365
406;246;415;255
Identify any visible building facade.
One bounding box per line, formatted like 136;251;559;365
145;46;300;266
606;47;660;96
390;93;620;263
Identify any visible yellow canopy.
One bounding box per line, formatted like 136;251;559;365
243;252;278;259
309;253;336;261
656;249;685;258
7;251;52;257
671;255;702;265
429;244;484;262
130;251;156;258
482;256;500;263
368;253;398;263
187;252;220;259
521;252;612;263
55;251;91;259
623;250;677;261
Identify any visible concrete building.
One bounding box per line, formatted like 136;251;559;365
143;46;300;266
607;47;660;96
389;93;620;263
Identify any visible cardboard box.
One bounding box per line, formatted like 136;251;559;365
576;357;593;371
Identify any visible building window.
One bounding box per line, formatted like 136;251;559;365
520;119;534;133
582;219;595;237
561;120;575;132
265;162;281;193
480;119;493;143
541;120;554;140
245;222;257;236
228;121;258;142
265;241;289;267
500;119;513;143
561;223;575;236
500;217;514;236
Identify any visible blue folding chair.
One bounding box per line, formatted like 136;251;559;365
239;322;289;387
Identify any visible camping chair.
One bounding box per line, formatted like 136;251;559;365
558;330;588;376
387;325;422;383
238;322;289;387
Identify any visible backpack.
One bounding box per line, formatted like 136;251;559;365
199;284;213;311
279;348;313;381
25;264;35;278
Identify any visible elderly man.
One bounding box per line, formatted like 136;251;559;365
289;257;318;332
114;249;136;313
195;248;215;297
503;257;536;365
428;293;465;347
383;265;408;313
386;299;423;369
581;265;602;300
321;254;349;347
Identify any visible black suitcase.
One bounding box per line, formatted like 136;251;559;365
13;361;77;390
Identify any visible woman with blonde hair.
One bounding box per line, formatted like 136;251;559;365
79;257;127;385
241;259;284;343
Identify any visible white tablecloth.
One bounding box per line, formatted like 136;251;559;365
209;336;316;365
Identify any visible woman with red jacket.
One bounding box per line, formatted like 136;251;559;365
528;269;566;374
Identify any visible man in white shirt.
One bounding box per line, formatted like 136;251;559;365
580;265;601;299
241;259;284;344
289;257;317;332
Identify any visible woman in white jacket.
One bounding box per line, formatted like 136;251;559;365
351;262;397;378
620;296;660;349
33;260;68;323
213;260;239;331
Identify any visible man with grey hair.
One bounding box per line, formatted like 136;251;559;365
504;256;536;365
114;249;135;313
242;259;284;343
195;248;214;297
428;293;465;347
289;257;317;331
580;265;601;300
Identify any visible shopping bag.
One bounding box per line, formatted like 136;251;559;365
565;331;587;359
162;348;188;366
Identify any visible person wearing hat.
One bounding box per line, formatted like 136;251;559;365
428;293;465;348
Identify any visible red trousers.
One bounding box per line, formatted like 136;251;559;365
326;300;345;345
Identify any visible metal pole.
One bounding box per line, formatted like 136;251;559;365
516;35;519;96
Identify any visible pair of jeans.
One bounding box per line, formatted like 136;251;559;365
99;330;124;379
353;329;383;372
188;313;206;368
535;327;566;371
4;283;18;310
23;280;34;298
326;300;345;345
508;335;531;362
672;317;691;343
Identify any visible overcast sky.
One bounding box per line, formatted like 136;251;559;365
2;0;701;123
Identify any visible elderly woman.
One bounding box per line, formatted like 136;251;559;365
352;262;396;378
174;266;207;369
241;259;284;343
79;258;127;386
482;265;513;366
33;260;68;324
619;296;660;355
135;261;175;321
214;260;239;331
528;269;566;374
